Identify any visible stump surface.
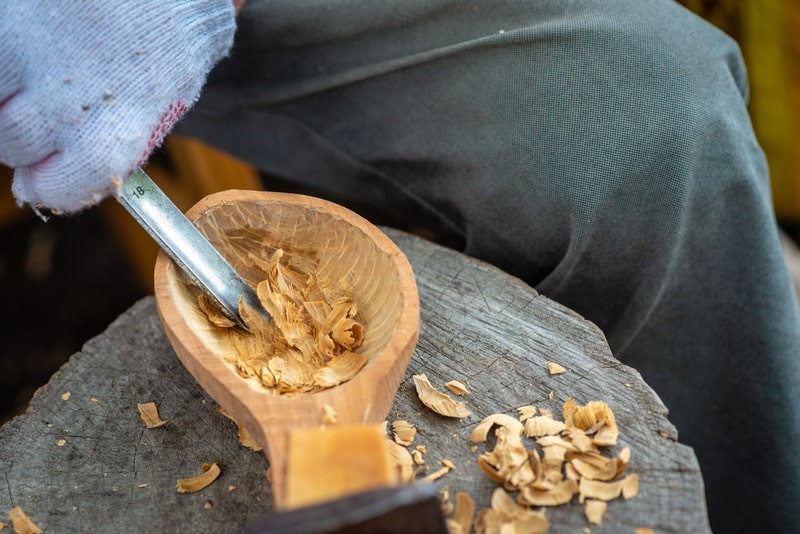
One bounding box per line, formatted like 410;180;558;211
0;229;710;532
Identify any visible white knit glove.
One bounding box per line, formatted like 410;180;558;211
0;0;236;214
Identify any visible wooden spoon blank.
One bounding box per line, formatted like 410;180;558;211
153;190;420;507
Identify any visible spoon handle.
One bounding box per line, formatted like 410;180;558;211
116;167;268;330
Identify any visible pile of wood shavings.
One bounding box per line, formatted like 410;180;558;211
466;399;637;532
406;379;640;532
197;248;367;394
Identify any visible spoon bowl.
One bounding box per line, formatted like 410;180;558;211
153;190;419;506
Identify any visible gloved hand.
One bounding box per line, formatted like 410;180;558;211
0;0;236;215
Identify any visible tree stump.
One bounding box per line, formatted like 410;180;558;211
0;228;710;532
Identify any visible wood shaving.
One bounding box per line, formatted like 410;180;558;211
8;507;42;534
412;449;425;465
517;405;537;422
392;420;417;446
584;499;607;524
546;362;566;375
578;473;638;502
176;462;221;493
412;374;472;418
634;529;654;534
386;440;414;482
525;415;566;438
452;492;475;534
474;488;550;534
444;380;469;396
217;405;262;451
470;413;523;442
61;392;70;401
57;439;66;447
198;292;236;328
441;497;454;517
422;463;453;482
518;479;578;506
137;402;167;428
197;248;367;394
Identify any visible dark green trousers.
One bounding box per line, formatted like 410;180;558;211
178;1;800;531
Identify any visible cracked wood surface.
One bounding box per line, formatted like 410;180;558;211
0;228;710;532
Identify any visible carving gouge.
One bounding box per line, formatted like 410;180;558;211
116;167;269;330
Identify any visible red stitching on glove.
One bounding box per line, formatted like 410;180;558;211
140;100;187;162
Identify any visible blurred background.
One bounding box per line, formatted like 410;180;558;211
2;0;800;425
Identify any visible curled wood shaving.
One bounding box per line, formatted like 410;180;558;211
546;362;566;375
198;292;236;328
422;463;453;482
518;479;578;506
137;402;167;428
386;440;414;482
569;452;620;481
445;519;462;534
441;496;454;517
176;462;221;493
391;420;417;446
412;374;472;418
584;499;607;524
444;380;469;396
525;415;566;438
621;473;639;499
577;473;638;502
412;449;425;465
452;491;475;534
517;405;537;422
61;392;71;401
470;413;523;442
8;507;42;534
474;488;550;534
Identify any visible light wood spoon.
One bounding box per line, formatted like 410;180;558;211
152;189;420;508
